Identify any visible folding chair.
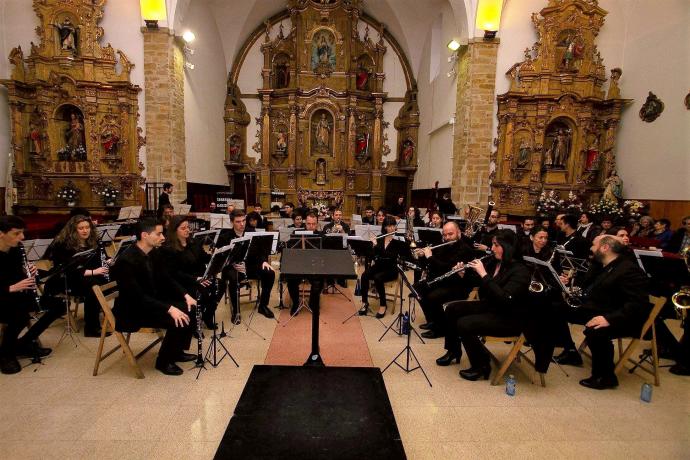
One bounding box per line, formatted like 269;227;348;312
485;334;545;387
92;281;163;379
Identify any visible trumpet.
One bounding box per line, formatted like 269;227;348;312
427;253;493;287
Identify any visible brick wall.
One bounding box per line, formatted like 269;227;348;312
142;27;187;204
451;39;499;210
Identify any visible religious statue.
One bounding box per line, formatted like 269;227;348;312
603;170;623;202
311;30;336;72
559;33;584;70
585;138;600;170
401;139;415;165
101;129;120;156
355;132;369;161
316;159;326;185
516;138;531;168
544;127;571;168
275;131;288;155
276;63;289;89
639;92;664;123
606;68;622;99
27;121;43;156
55;18;77;53
356;65;370;91
227;135;242;162
314;113;330;149
60;112;86;161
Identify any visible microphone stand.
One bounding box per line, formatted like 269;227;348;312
381;263;432;387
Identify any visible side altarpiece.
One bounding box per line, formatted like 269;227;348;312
1;0;144;214
224;0;419;214
491;0;631;216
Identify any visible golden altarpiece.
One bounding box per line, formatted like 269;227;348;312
224;0;419;214
491;0;630;216
1;0;144;214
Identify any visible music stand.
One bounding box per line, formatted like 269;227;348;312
210;213;232;229
42;249;97;349
111;237;136;263
281;236;322;324
242;234;277;335
416;228;442;247
96;225;121;243
322;234;350;300
355;224;381;240
381;263;432;387
193;229;221;251
22;239;53;262
195;244;239;379
117;205;142;221
175;203;192;215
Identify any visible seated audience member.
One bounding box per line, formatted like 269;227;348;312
437;230;530;381
668;215;690;254
652;218;673;250
110;219;195;376
630;215;655;238
552;235;650;389
599;217;614;235
362;206;376;225
577;212;601;241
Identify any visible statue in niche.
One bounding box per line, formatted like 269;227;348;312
639;92;664;122
101;128;120;156
558;31;584;70
401;139;415;165
313;112;332;152
227;134;242;163
275;62;290;89
58;112;86;161
356;132;369;162
606;68;622;99
311;30;336;73
543;123;571;169
316;159;326;185
55;17;77;53
584;137;600;170
516;138;531;168
356;64;371;91
27;120;45;157
603;170;623;202
275;131;288;157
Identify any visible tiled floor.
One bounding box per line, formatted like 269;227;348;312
1;283;689;459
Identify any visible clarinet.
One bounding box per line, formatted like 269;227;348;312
98;240;110;282
18;242;42;311
195;287;204;365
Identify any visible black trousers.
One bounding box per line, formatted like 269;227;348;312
222;266;275;313
416;283;468;332
287;278;324;312
360;265;397;306
443;300;522;368
556;306;639;378
0;297;63;358
119;311;193;365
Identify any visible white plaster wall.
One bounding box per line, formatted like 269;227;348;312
414;2;459;190
180;0;228;185
493;0;689;200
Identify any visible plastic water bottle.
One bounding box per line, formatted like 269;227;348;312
640;383;652;403
401;312;410;335
505;374;516;396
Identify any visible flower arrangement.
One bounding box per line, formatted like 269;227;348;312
564;190;583;214
57;181;80;205
536;190;564;217
623;200;646;219
589;197;624;219
99;182;120;206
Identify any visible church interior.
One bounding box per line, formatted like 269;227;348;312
0;0;689;458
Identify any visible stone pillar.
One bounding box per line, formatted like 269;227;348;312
142;27;186;204
452;39;499;209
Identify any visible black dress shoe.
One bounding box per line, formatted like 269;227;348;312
155;361;184;376
436;351;461;366
0;356;21;375
176;353;197;363
358;303;369;316
419;322;434;331
669;363;690;376
375;306;388;319
258;305;275;319
16;341;52;359
459;365;491;381
84;329;112;338
554;349;583;366
421;329;443;339
579;375;619;390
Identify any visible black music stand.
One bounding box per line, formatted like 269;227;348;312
281;236;322;324
42;249;96;349
322;234;350;300
243;234;277;335
381;264;432;387
378;260;426;343
195;244;238;379
417;228;443;247
343;238;376;322
280;249;356;366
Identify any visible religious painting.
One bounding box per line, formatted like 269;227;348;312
100;127;120;157
311;109;333;155
542;119;573;170
556;29;584;71
311;29;336;74
56;105;86;161
273;53;290;89
315;158;327;185
227;134;242;163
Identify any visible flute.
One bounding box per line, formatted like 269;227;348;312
427;253;493;287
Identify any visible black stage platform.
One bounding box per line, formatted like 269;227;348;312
215;365;406;460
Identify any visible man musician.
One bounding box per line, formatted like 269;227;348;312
553;235;650;390
218;209;276;324
414;221;475;339
362;206;376;225
286;213;325;316
471;209;500;253
555;213;590;260
110;219;195;376
323;209;350;234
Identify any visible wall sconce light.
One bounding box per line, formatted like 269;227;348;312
140;0;167;29
475;0;503;39
182;30;195;70
447;40;461;52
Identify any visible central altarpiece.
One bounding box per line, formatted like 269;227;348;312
224;0;419;214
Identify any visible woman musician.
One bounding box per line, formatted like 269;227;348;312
405;206;425;228
358;216;410;318
436;230;530;381
158;216;217;329
45;215;111;337
427;211;443;229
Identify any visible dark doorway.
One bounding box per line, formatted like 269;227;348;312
384;176;408;209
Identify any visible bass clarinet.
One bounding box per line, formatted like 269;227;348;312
18;242;42;311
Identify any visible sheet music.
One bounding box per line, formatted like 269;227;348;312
294;230;314;236
210;213;232;229
113;236;136;261
354;224;380;239
396;219;407;232
192;229;221;247
633;248;663;274
195;212;211;222
523;256;567;291
278;227;294;242
96;224;121;242
351;214;363;226
318;221;328;231
272;218;293;229
23;239;53;261
498;223;518;232
413;226;440;241
324;233;347;249
174;203;192;215
117;205;142;221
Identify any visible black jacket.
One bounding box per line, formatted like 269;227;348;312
157;240;210;297
371;238;410;273
0;247;31;313
477;260;530;316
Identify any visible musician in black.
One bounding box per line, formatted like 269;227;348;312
0;216;61;374
519;216;536;248
555;214;590;259
436;230;530;381
428;211;443;229
287;213;306;230
471;209;500;253
436;192;457;217
415;221;474;339
286;213;324;316
157;182;172;218
358;216;410;318
362;206;376;225
110;219;195;376
523;226;552;261
159;216;217;329
252;203;267;229
323;209;350;234
219;209;276;324
375;207;387;227
553;235;650;389
45;215;110;337
405;207;425;228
